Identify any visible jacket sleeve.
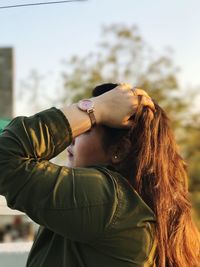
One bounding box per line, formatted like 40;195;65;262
0;107;117;242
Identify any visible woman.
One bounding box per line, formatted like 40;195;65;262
0;83;199;267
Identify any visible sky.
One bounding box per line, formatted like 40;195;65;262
0;0;200;115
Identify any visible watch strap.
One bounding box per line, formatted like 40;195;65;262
87;109;96;127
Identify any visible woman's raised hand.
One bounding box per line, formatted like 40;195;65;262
93;83;155;128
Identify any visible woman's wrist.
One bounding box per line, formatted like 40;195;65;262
60;96;104;139
61;103;92;138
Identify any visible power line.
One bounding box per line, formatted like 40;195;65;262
0;0;87;9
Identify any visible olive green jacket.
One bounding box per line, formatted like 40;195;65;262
0;108;157;267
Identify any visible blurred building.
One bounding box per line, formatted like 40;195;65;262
0;47;13;118
0;47;15;218
0;48;38;245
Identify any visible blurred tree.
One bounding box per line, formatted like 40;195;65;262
18;70;60;115
181;112;200;191
19;70;45;114
186;117;200;228
61;24;186;126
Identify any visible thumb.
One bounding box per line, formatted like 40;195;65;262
122;120;134;128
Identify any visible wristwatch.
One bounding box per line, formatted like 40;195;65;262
77;99;96;127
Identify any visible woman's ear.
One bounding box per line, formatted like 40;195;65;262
111;138;132;164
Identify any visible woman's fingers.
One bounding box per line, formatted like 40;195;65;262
131;88;155;112
140;95;155;111
114;84;156;122
132;88;150;98
116;83;132;91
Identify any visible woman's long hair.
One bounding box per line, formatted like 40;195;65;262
92;83;200;267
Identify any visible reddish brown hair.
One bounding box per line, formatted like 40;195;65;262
92;83;200;267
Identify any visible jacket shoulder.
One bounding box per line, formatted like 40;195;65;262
90;164;156;223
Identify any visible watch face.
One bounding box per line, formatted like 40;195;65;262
78;99;94;111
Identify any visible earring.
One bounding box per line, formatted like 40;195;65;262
114;155;118;159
